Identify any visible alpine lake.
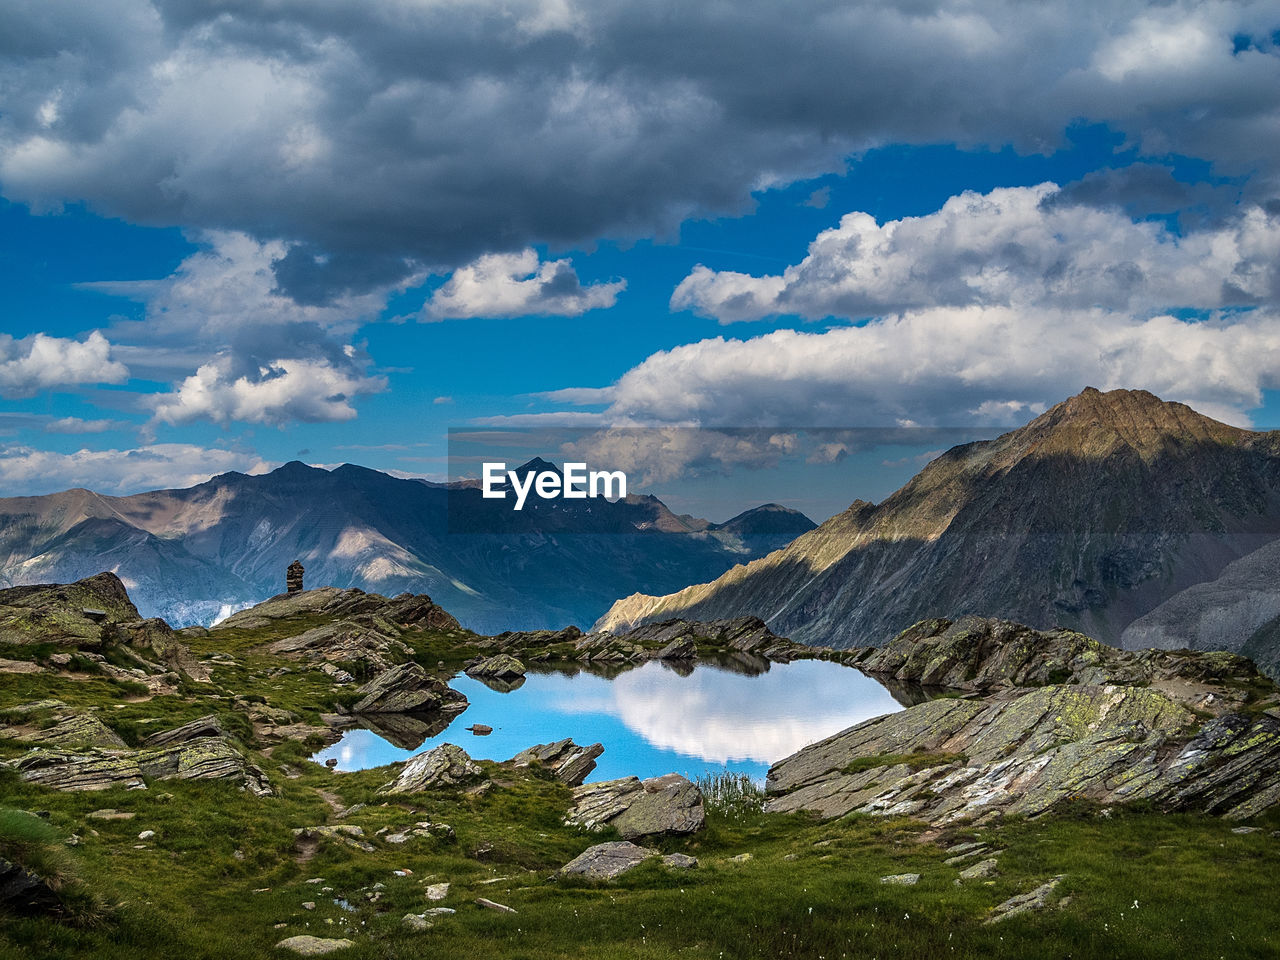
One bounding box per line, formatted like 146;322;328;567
313;655;920;782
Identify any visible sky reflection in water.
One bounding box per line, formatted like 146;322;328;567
313;658;905;783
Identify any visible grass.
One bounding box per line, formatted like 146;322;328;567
841;751;968;775
2;609;1280;959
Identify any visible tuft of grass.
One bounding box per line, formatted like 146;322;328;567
841;751;967;775
695;770;765;823
0;807;108;926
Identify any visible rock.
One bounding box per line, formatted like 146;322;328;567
8;737;273;796
426;882;449;901
557;841;658;880
271;621;412;675
274;935;355;955
292;826;375;854
302;901;316;910
216;586;458;634
880;873;920;885
287;561;305;595
0;573;140;647
509;739;605;786
1231;826;1260;834
662;853;698;869
325;758;338;768
402;913;432;931
957;858;999;881
0;659;44;674
85;809;134;821
142;715;228;747
468;724;493;735
475;897;516;914
566;773;705;839
854;616;1265;696
655;636;696;660
137;830;155;840
0;856;61;915
465;655;526;681
23;714;128;750
728;853;752;863
765;644;1280;825
351;663;467;715
986;876;1065;923
380;744;484;794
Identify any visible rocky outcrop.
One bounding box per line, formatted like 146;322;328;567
0;573;140;647
267;619;414;673
380;744;484;794
477;617;803;669
350;663;468;715
7;736;273;796
766;618;1280;825
18;713;128;750
509;739;604;786
566;773;705;839
465;654;526;681
215;586;459;634
849;616;1265;697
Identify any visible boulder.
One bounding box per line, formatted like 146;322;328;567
351;663;467;715
0;573;140;647
380;744;484;794
465;655;526;681
566;773;705;839
985;876;1066;923
509;739;604;786
268;619;413;673
558;841;658;880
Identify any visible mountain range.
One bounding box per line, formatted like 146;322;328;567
0;459;814;633
598;388;1280;676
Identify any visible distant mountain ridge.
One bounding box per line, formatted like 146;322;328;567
597;388;1280;674
0;459;814;633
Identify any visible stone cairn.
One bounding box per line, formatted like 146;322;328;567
286;560;305;594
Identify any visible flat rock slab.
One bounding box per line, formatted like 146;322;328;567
880;873;920;885
275;935;355;955
566;773;705;839
986;876;1065;923
558;841;658;880
466;655;526;681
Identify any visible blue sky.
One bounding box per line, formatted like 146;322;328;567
3;2;1280;521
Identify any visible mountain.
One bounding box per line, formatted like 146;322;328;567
596;388;1280;668
0;459;814;633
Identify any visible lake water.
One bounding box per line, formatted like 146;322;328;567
312;657;910;783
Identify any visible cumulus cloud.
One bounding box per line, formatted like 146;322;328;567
423;249;625;320
582;307;1280;428
672;184;1280;322
3;2;1280;298
82;231;404;426
152;357;386;427
0;331;128;398
0;443;275;496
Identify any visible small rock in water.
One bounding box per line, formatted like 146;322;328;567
880;873;920;885
467;724;493;736
325;758;338;768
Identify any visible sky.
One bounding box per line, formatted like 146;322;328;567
3;0;1280;522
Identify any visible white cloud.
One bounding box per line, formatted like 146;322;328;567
0;332;128;398
152;357;386;427
585;306;1280;428
0;443;275;496
672;185;1280;322
423;249;624;320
